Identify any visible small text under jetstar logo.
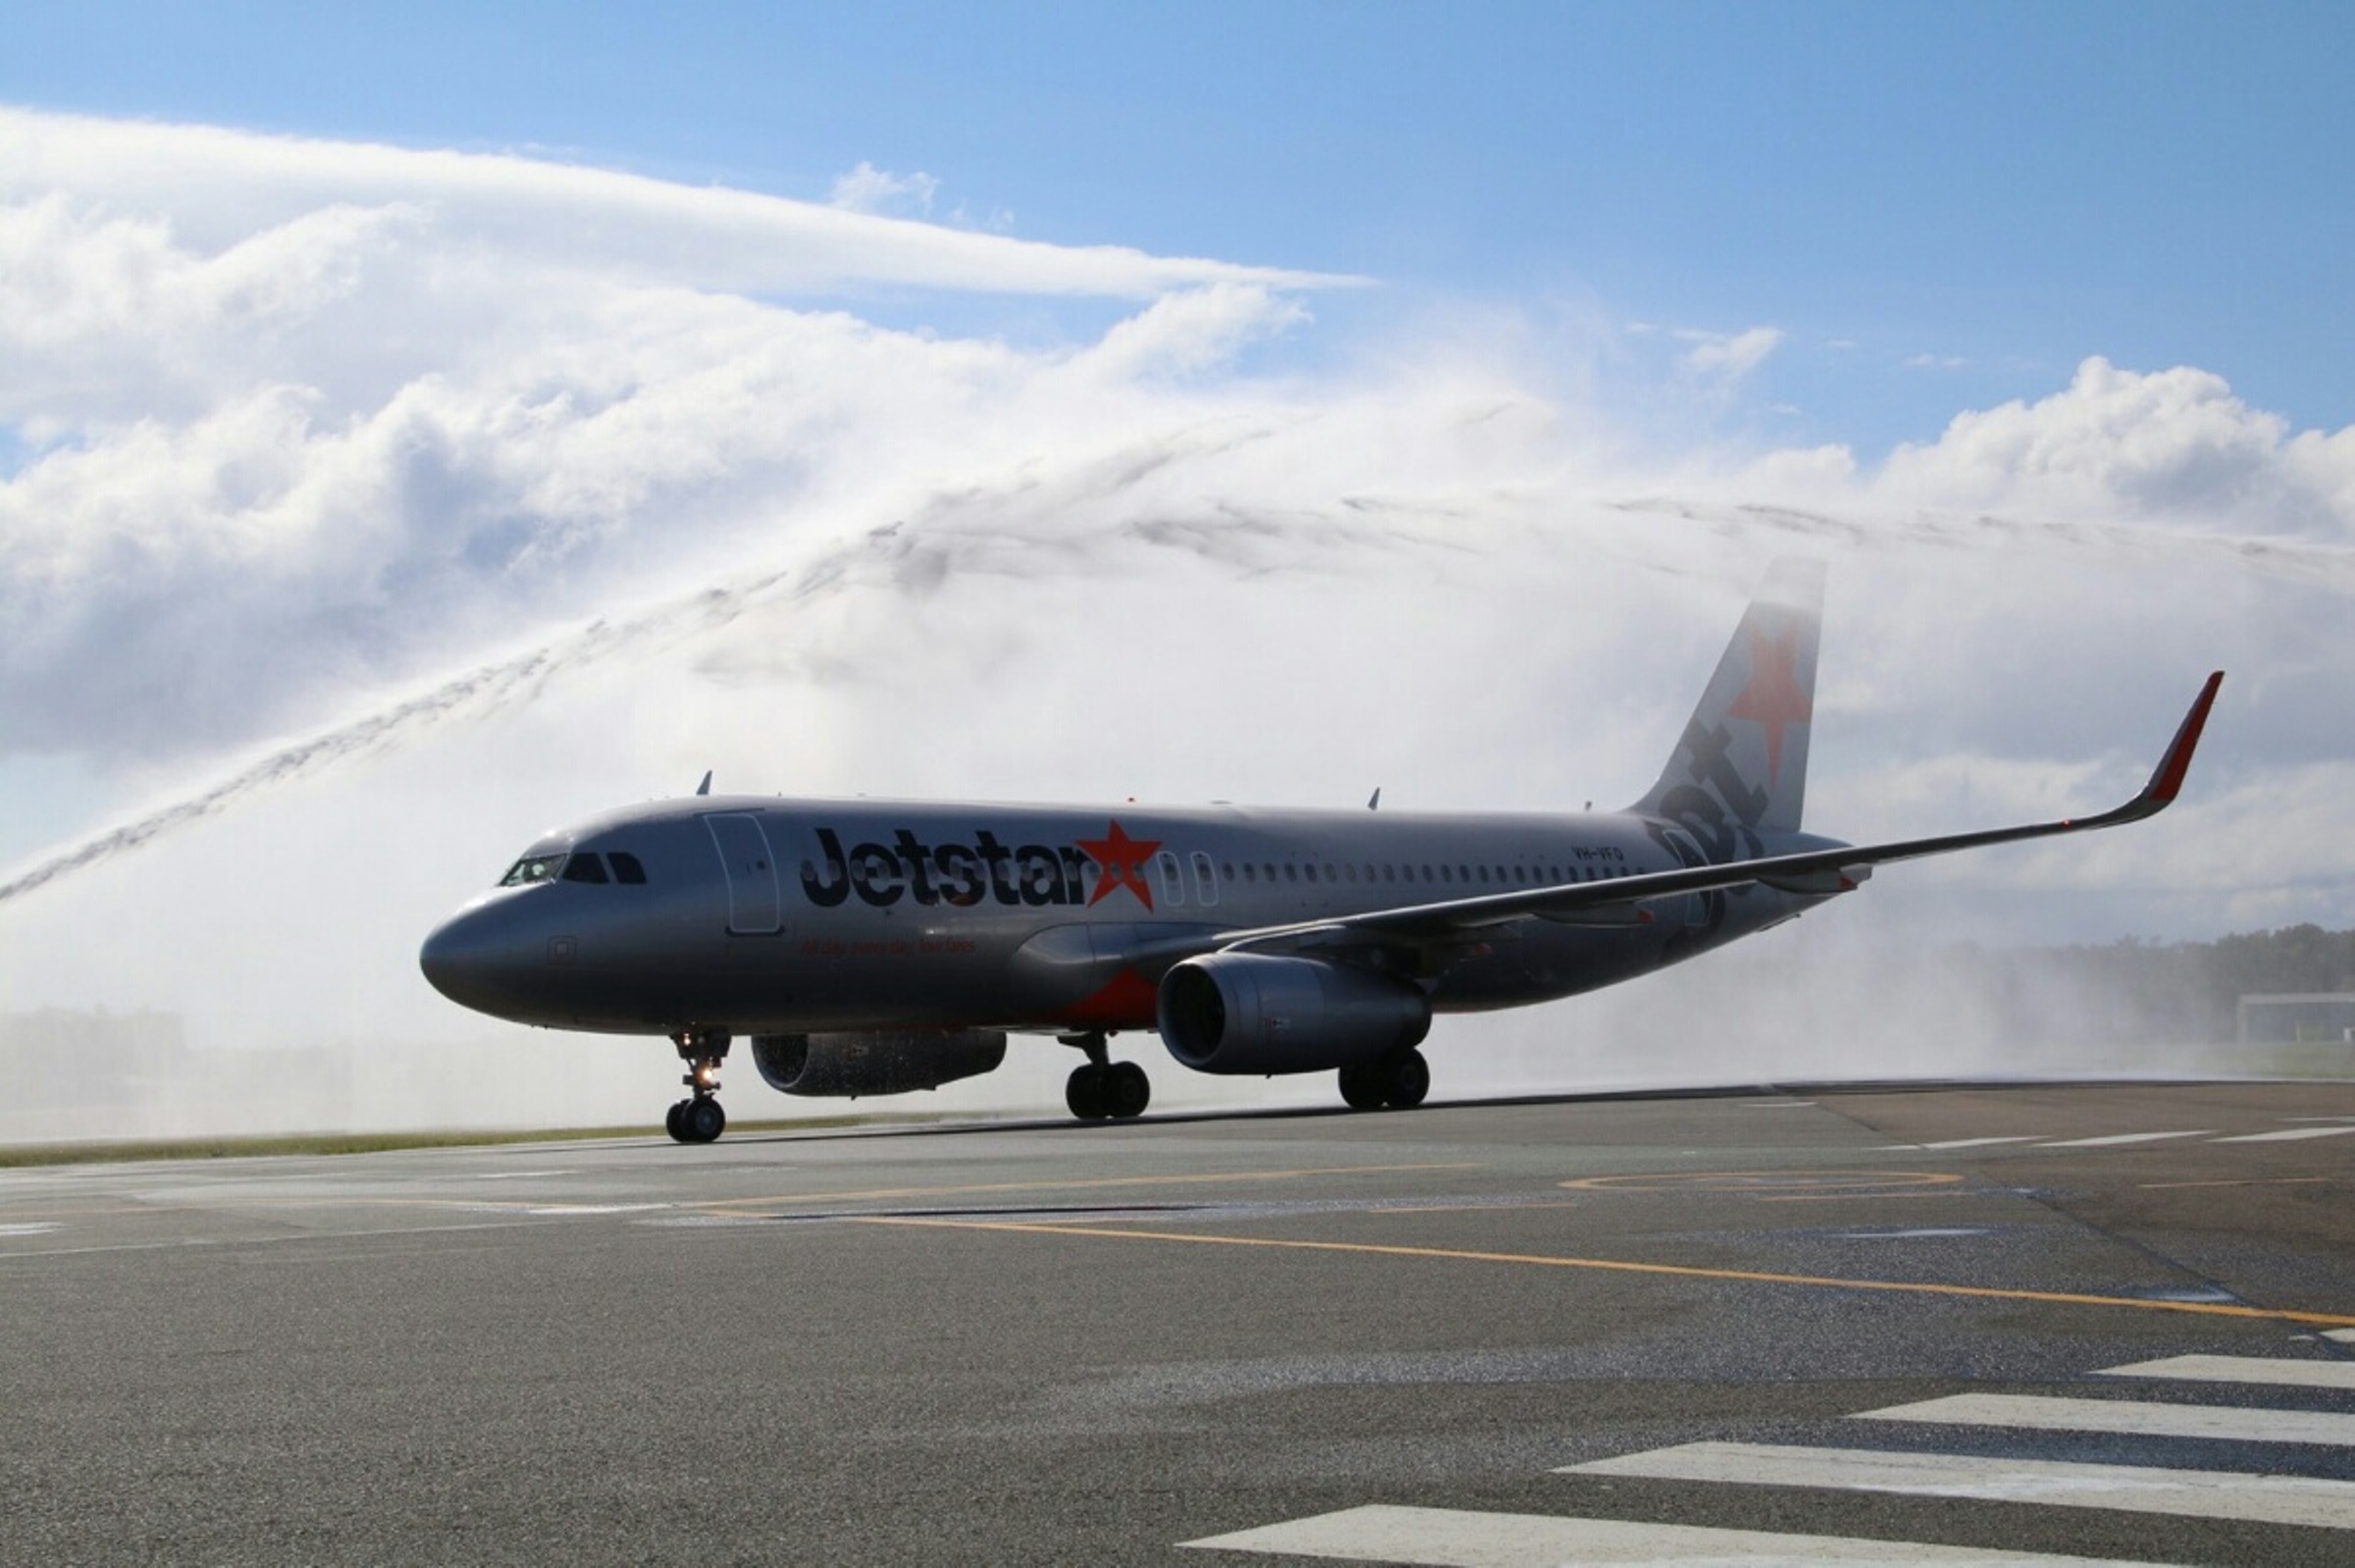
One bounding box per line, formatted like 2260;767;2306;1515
801;820;1164;911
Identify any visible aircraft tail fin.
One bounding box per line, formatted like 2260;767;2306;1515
1632;557;1824;846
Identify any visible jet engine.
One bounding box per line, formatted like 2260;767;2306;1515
1157;953;1430;1074
750;1029;1007;1097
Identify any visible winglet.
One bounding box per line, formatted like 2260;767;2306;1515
2076;671;2222;828
2141;671;2224;808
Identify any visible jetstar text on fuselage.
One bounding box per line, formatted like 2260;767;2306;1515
799;821;1163;911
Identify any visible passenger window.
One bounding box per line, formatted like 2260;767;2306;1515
1283;863;1297;883
610;852;648;885
1156;851;1186;909
1243;863;1258;883
562;854;610;884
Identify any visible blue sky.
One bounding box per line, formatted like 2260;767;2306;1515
7;1;2350;459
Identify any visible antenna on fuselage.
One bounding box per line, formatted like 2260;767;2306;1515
1367;787;1382;811
696;771;712;797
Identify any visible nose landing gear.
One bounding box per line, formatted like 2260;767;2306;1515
666;1030;732;1143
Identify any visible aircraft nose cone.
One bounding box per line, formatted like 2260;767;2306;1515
419;908;515;1011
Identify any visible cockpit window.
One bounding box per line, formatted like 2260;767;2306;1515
561;854;610;884
609;852;648;885
499;855;566;887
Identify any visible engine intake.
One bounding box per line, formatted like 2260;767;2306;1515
751;1029;1007;1098
1158;953;1430;1074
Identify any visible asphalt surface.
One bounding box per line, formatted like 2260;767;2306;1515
4;1079;2354;1565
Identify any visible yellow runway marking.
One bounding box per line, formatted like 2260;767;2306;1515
1364;1201;1588;1217
689;1162;1482;1214
2139;1176;2338;1191
859;1216;2355;1329
1757;1190;1975;1204
1561;1169;1963;1196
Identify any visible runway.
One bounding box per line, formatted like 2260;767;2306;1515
5;1079;2354;1564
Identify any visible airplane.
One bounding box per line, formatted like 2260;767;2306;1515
419;560;2223;1143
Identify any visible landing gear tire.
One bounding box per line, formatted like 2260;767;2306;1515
1337;1062;1387;1111
1383;1048;1430;1110
683;1096;727;1143
1103;1061;1151;1120
1066;1064;1111;1121
1339;1049;1430;1111
664;1100;688;1141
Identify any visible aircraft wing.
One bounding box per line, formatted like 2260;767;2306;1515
1197;671;2223;956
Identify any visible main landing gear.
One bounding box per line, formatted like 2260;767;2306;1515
1337;1048;1430;1112
666;1029;731;1144
1062;1032;1151;1122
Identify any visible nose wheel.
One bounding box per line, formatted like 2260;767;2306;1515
666;1030;732;1144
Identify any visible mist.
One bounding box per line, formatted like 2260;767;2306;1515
4;110;2353;1142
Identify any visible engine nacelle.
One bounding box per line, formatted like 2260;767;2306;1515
750;1029;1007;1098
1158;953;1431;1074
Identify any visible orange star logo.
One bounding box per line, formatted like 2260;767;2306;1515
1726;625;1811;788
1076;819;1163;910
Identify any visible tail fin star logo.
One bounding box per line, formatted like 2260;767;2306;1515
1726;625;1811;788
1078;819;1162;910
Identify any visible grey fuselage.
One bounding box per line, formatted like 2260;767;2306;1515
419;795;1838;1040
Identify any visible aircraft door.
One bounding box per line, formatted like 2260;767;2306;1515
703;813;784;936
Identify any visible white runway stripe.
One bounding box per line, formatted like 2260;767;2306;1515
1183;1503;2169;1565
1561;1439;2355;1531
2034;1131;2216;1147
2099;1354;2355;1390
2211;1125;2355;1143
1916;1136;2049;1150
1858;1392;2355;1446
2329;1329;2355;1344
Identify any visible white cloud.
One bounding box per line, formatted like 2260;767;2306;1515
1878;355;2355;533
0;107;1353;301
1680;324;1783;382
828;160;940;217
